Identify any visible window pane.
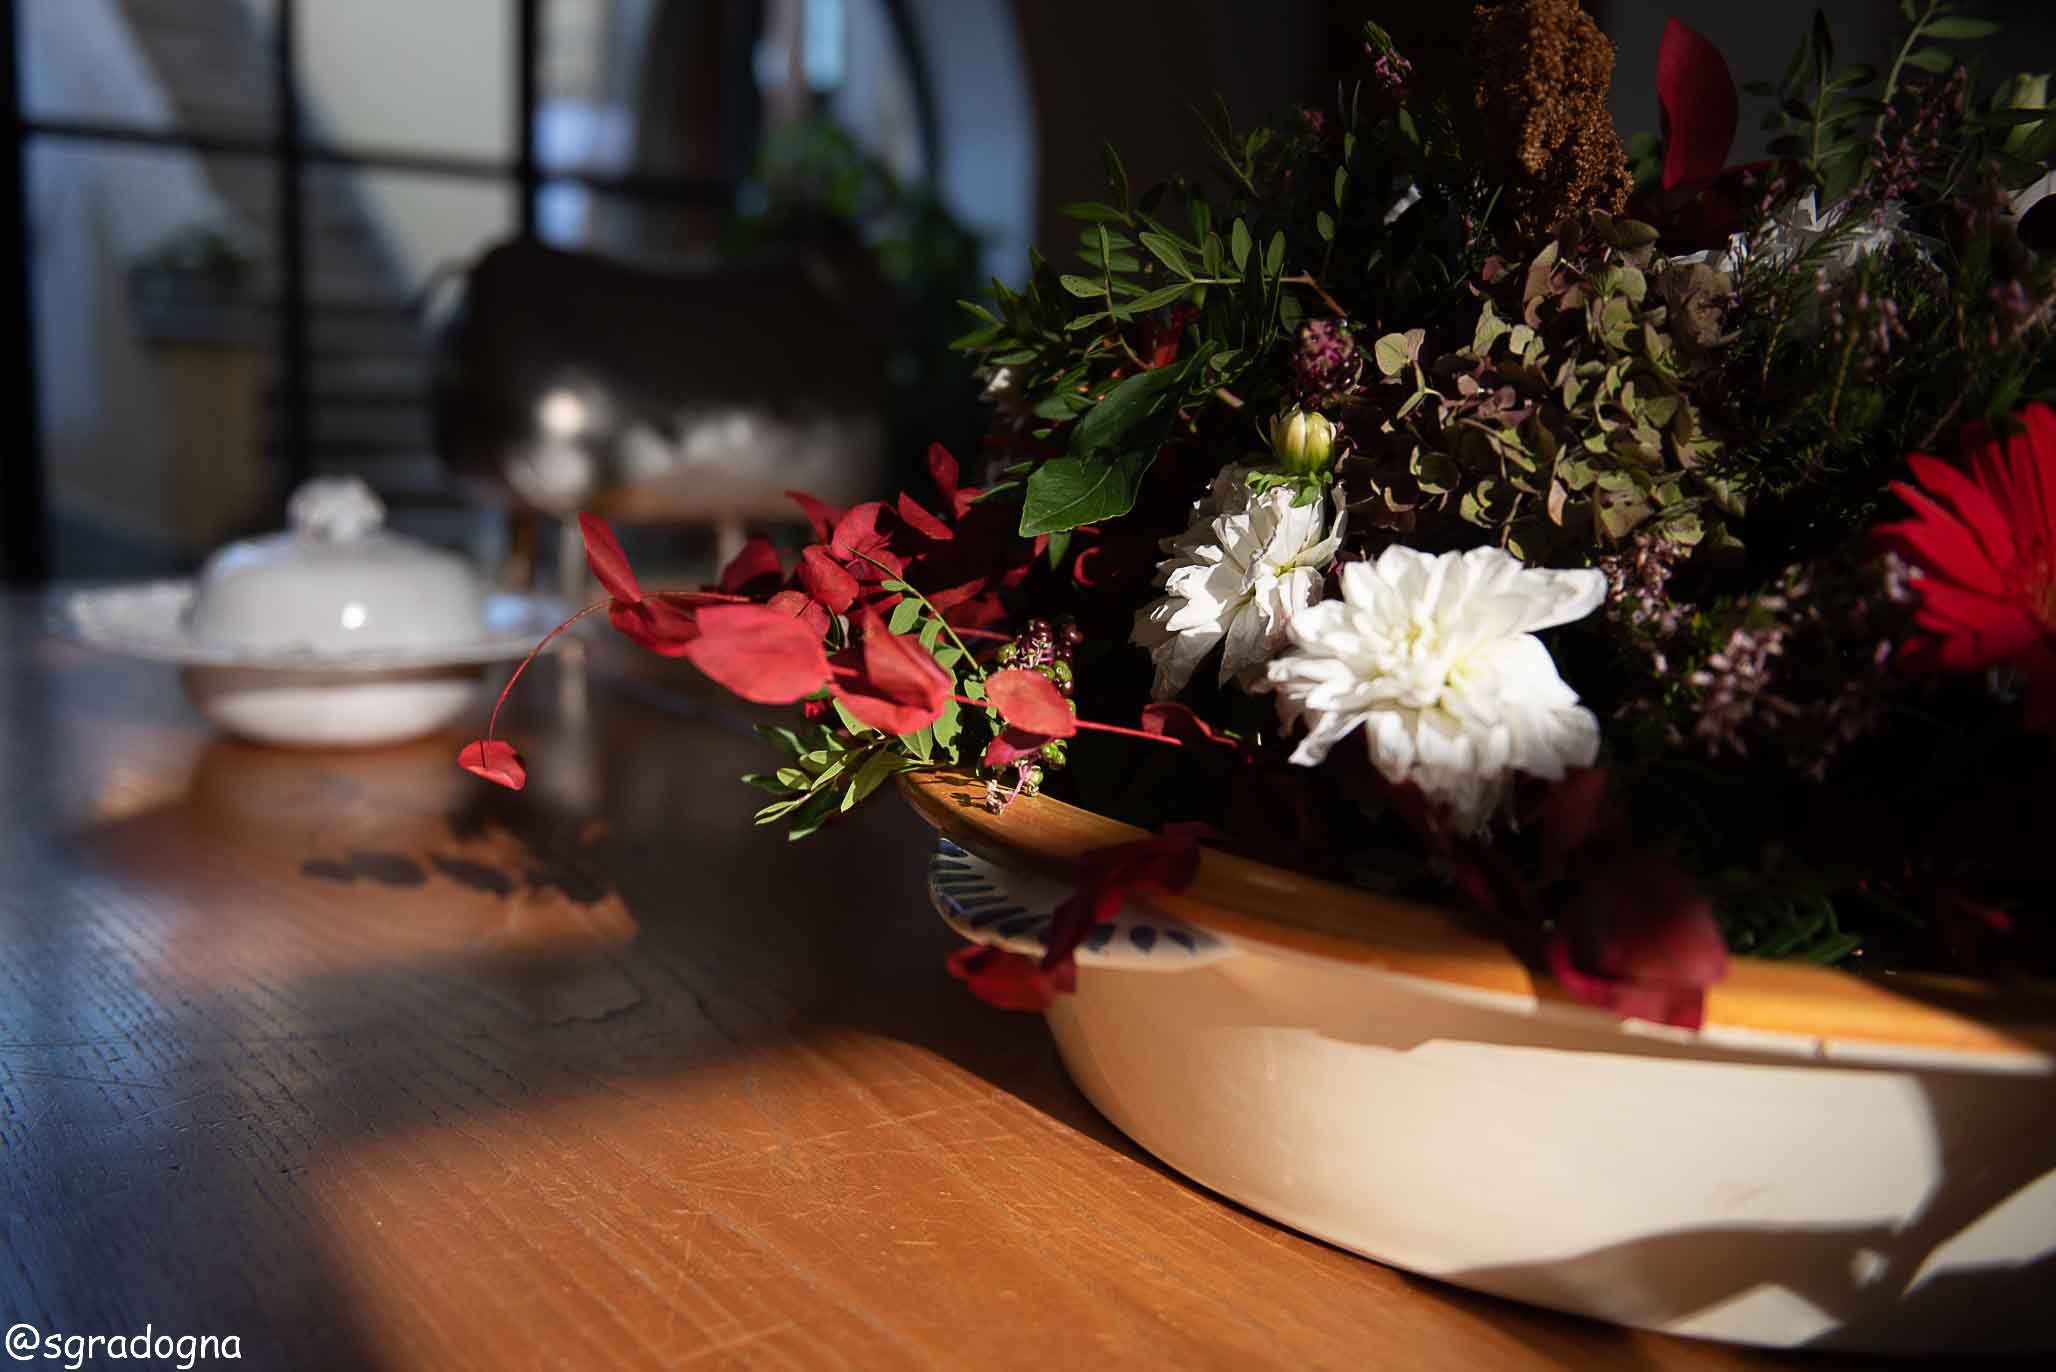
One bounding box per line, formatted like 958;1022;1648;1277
30;141;277;577
305;167;514;505
21;0;278;140
294;0;512;161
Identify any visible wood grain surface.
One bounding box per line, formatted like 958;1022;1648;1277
0;595;1996;1369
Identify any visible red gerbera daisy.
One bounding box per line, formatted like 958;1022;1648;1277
1876;402;2056;733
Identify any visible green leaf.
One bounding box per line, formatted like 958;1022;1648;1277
1059;273;1106;299
1058;201;1127;223
918;615;945;651
1101;140;1131;210
1122;281;1193;313
1231;219;1252;272
931;695;963;754
1372;332;1412;376
1264;230;1286;278
784;786;842;841
1921;17;1998;40
1333;166;1348;207
1315;210;1335;243
888;596;922;635
1046;528;1073;568
1068;360;1189;455
1900;47;1952;74
1138;231;1192;277
1019;450;1156;535
843;749;904;810
956;299;997;324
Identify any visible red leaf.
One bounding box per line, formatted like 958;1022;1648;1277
828;607;949;733
926;442;961;510
1139;701;1220;745
458;738;526;791
576;513;643;605
946;943;1073;1012
1657;18;1739;191
608;595;701;657
986;668;1076;738
679;603;831;703
767;588;830;639
1043;822;1214;972
1547;855;1727;1030
1538;767;1614;880
829;501;906;579
786;490;844;544
797;545;859;613
983;727;1051;768
718;535;783;596
897;491;955;541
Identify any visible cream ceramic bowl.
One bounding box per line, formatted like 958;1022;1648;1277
903;771;2056;1354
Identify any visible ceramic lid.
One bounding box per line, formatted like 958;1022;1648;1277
186;478;486;652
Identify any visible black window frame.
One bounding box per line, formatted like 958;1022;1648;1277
1;0;939;584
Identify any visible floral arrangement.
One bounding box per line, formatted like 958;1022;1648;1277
465;3;2056;1029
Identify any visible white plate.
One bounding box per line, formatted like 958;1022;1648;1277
58;581;567;671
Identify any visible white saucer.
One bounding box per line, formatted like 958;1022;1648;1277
59;581;567;671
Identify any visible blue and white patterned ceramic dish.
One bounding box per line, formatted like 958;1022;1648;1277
926;837;1233;970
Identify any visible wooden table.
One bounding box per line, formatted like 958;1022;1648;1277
0;596;1912;1368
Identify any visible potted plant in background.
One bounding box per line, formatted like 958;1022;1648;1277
463;3;2056;1350
124;219;271;551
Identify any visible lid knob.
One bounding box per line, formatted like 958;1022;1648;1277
286;477;386;542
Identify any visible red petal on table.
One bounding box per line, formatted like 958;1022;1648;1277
946;943;1074;1012
830;501;906;579
897;491;954;541
828;607;949;733
576;513;643;605
983;727;1051;768
797;545;860;613
1656;18;1738;191
786;489;845;544
458;738;526;791
608;595;701;657
679;603;831;703
986;668;1076;738
926;441;960;509
766;588;830;638
717;535;784;596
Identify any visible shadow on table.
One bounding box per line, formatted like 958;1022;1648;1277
37;711;1831;1368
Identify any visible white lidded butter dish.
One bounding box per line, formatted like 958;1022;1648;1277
62;478;567;747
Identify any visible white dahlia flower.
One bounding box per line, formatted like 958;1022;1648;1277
1132;465;1345;699
1263;546;1606;832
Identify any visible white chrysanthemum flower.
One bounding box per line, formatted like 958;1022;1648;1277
1262;546;1606;832
1132;465;1345;699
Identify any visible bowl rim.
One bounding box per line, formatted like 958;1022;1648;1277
896;769;2056;1062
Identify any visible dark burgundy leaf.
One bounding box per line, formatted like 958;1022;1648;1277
577;513;643;605
897;492;954;541
946;943;1074;1012
680;603;831;703
718;535;783;596
798;545;859;613
983;727;1052;768
608;595;701;657
458;738;526;791
986;668;1076;738
828;607;949;733
766;588;830;638
785;489;845;544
